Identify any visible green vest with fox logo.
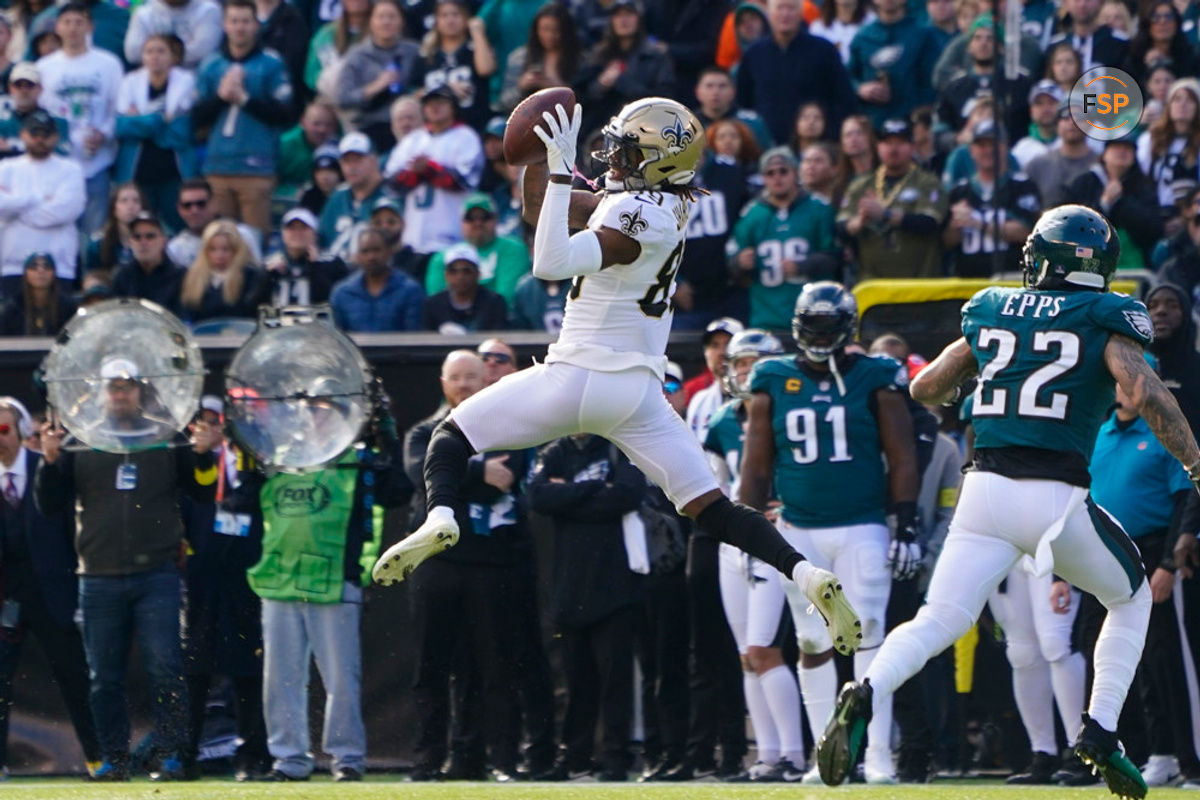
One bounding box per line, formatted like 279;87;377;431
248;449;383;603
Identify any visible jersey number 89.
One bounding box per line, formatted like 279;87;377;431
973;327;1081;420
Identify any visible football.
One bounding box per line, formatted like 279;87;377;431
503;87;578;167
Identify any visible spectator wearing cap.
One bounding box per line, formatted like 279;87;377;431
839;118;946;280
111;212;186;312
167;178;264;268
693;66;774;152
479;115;521;228
365;197;423;282
35;2;123;234
299;147;344;216
730;147;837;331
0;62;69;159
944;120;1041;277
115;34;198;230
0;252;76;335
264;208;349;307
575;0;675;133
276;100;340;201
683;316;742;407
335;0;420;151
35;361;220;781
1012;80;1065;169
1026;106;1099;207
193;0;295;238
846;0;937;128
319;132;394;254
935;15;1032;138
1138;78;1200;224
330;226;424;331
738;0;855;147
123;0;223;70
1046;0;1129;72
0;395;99;777
411;0;496;133
420;243;508;333
498;2;581;115
426;193;529;307
0;108;84;296
385;85;484;259
1066;136;1163;270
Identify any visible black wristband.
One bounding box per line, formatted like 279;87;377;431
548;174;572;185
891;501;918;537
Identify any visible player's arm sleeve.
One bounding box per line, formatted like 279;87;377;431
531;183;603;280
1092;294;1154;347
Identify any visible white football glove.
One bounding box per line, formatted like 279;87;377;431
888;539;923;581
533;102;583;178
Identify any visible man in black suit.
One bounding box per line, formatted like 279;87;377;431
0;398;99;775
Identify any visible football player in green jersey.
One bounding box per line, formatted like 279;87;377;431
705;330;811;782
740;281;920;784
818;205;1200;800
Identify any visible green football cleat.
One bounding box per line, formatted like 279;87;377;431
816;679;873;786
1073;713;1147;800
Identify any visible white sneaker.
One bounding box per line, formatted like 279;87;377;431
372;506;459;585
864;764;898;784
1141;754;1180;786
801;764;823;784
793;561;862;655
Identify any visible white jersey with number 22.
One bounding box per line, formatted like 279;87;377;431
544;190;691;381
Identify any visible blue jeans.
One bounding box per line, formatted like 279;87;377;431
261;584;365;777
79;566;188;764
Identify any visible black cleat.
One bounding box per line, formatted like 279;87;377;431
1072;714;1147;800
1007;751;1060;784
816;679;873;786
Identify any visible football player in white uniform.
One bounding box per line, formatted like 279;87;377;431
372;97;862;657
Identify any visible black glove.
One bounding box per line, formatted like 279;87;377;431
888;500;923;580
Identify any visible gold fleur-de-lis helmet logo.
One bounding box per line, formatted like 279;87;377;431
661;116;693;153
619;207;649;237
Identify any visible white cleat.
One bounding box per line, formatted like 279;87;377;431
801;764;823;785
372;507;459;585
864;765;898;785
793;562;863;656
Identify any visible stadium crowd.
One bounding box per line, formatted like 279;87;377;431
0;0;1197;788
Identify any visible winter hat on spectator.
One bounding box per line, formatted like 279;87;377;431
968;12;1002;39
338;132;374;157
758;146;797;173
1167;78;1200;109
23;252;54;271
21;109;56;134
9;62;39;85
443;243;480;269
282;207;319;229
1028;79;1064;105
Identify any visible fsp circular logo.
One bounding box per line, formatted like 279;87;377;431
1069;67;1144;141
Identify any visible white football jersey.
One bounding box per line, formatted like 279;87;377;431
384;123;484;254
545;190;691;381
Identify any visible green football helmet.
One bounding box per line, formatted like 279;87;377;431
1021;204;1120;291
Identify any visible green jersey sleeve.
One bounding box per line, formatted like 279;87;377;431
748;355;794;395
1087;292;1153;347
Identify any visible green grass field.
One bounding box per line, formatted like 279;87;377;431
0;778;1174;800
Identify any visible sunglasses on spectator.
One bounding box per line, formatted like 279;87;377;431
480;352;512;364
664;379;682;394
26;260;53;271
465;212;494;222
179;199;208;210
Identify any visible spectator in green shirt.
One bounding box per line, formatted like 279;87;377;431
276;99;340;199
424;192;530;307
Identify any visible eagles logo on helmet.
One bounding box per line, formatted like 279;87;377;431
792;282;858;361
722;329;784;399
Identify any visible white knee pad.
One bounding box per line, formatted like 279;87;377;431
912;599;976;655
1005;640;1042;670
1037;634;1074;664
